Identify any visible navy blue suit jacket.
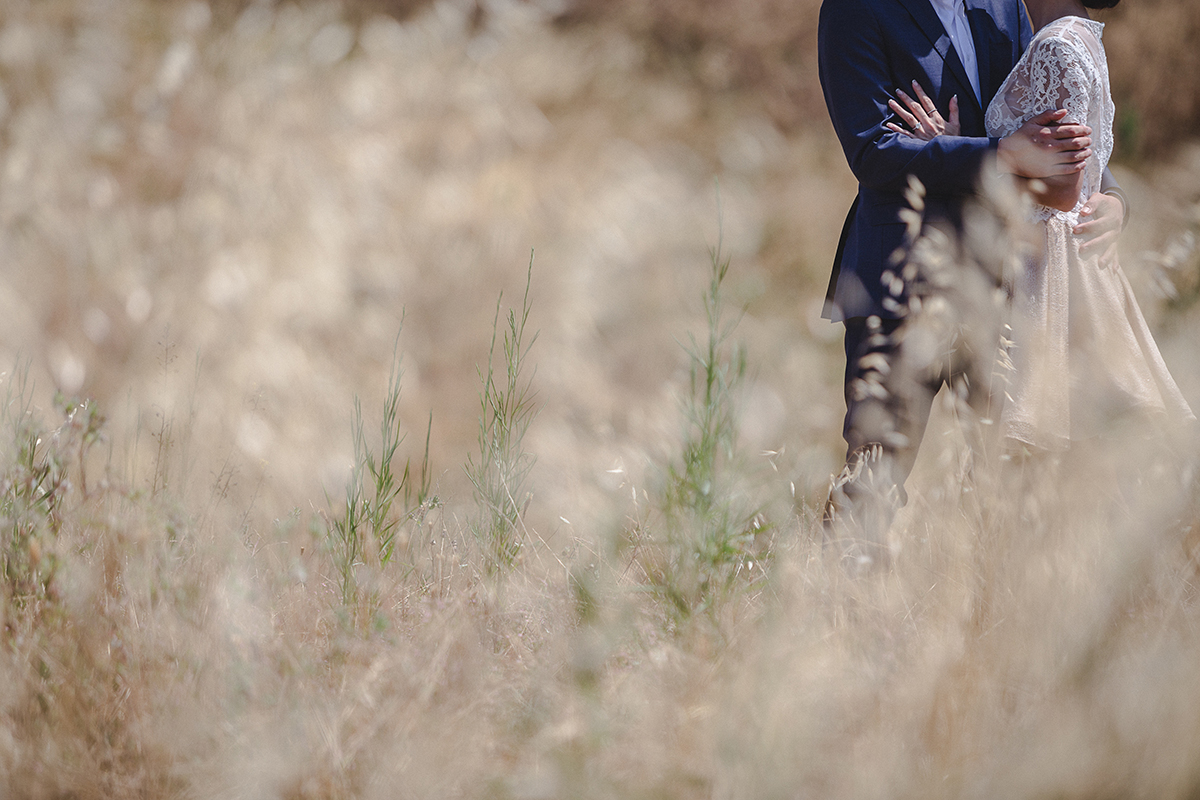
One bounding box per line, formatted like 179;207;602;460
818;0;1032;321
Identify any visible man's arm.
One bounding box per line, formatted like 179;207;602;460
818;0;992;195
818;0;1091;196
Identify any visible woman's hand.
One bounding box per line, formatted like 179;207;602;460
1075;191;1124;269
886;80;960;140
997;110;1092;177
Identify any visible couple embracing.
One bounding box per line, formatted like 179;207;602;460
818;0;1194;556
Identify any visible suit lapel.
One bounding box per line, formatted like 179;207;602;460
894;0;982;116
965;0;1026;109
965;0;993;106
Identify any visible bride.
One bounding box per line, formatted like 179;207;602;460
893;0;1194;449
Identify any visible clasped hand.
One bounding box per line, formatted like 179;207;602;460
887;80;1092;178
886;79;1122;266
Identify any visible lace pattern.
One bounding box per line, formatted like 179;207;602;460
984;17;1113;222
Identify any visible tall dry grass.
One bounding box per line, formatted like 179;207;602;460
1;1;1199;798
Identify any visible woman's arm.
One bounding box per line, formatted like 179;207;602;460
1025;170;1085;212
1009;34;1094;212
817;0;994;196
888;82;1093;182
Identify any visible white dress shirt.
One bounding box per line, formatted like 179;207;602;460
928;0;982;104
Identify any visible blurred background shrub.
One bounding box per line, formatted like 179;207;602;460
560;0;1197;160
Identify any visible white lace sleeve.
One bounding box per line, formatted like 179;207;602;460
1005;34;1092;128
1017;34;1094;125
984;21;1109;216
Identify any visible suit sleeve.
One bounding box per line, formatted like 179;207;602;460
818;0;996;196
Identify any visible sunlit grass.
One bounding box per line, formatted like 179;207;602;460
0;1;1198;798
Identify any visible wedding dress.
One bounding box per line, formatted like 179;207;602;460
984;16;1193;450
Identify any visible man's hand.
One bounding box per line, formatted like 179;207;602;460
1075;191;1124;267
998;109;1093;178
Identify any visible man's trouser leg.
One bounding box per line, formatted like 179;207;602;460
823;316;938;562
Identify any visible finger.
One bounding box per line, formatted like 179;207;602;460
896;89;932;129
1052;145;1092;162
1088;192;1124;224
1049;126;1090;142
887;99;916;128
1103;195;1125;224
1049;160;1088;175
945;96;960;136
1049;123;1088;137
1083;225;1114;244
1080;240;1117;261
1076;226;1116;250
1056;153;1094;172
1036;126;1076;146
911;80;937;115
1045;139;1091;156
1074;217;1119;237
888;99;920;130
896;89;928;120
1029;109;1068;125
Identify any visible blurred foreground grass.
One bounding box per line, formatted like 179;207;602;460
2;1;1200;797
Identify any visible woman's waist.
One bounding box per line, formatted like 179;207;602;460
1030;204;1084;225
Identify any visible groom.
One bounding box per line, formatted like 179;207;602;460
817;0;1127;553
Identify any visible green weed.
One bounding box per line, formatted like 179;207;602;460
467;255;540;575
1;364;106;608
328;332;435;618
639;210;768;618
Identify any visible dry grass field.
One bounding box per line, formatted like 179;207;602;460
2;0;1200;797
